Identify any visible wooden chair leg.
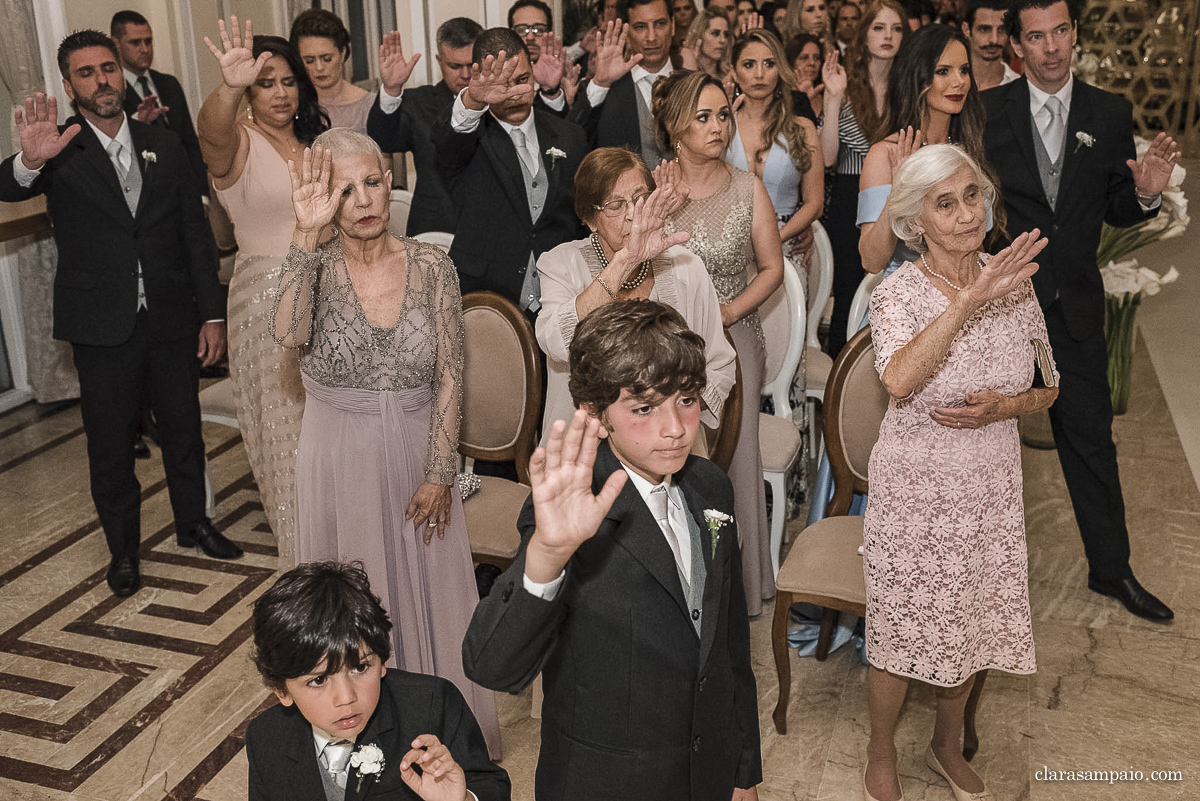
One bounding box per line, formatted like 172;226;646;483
963;669;987;761
772;591;794;734
814;606;839;661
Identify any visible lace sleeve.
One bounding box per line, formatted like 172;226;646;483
869;271;918;378
425;244;465;486
269;242;321;348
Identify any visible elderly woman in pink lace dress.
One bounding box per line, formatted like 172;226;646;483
861;145;1057;801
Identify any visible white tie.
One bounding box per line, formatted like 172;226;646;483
1041;96;1066;163
107;140;129;181
321;739;354;789
648;486;688;587
511;127;537;175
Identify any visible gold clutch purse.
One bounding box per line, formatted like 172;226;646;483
1031;339;1057;388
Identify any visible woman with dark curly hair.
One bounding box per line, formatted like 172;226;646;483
198;18;330;566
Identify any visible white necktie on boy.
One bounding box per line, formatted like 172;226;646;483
321;739;354;789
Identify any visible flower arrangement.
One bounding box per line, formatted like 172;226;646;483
704;509;732;558
349;743;385;791
1074;131;1095;153
141;150;156;163
545;146;567;168
1093;136;1187;414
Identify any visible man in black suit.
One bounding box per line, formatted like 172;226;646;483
568;0;676;167
464;302;762;801
982;0;1178;620
111;10;208;199
431;27;586;315
368;18;482;236
0;31;242;598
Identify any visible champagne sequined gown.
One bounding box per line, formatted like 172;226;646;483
665;166;773;616
271;237;501;757
213;127;305;566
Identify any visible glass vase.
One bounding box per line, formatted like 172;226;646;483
1103;292;1142;415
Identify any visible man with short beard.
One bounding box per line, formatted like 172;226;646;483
835;1;862;54
0;30;238;598
962;0;1019;90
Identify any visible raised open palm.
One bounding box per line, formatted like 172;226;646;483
379;31;422;96
592;21;641;88
203;17;271;89
623;185;689;265
968;229;1047;305
467;52;528;107
14;94;79;168
288;145;339;232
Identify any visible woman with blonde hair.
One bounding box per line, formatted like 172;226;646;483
680;6;734;91
653;69;786;616
781;0;832;44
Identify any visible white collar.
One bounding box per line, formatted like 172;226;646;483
631;59;674;84
622;465;681;511
86;116;133;155
494;109;537;141
1027;75;1073;115
311;724;356;753
123;67;150;90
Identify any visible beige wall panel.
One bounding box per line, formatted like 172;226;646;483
63;0;180;75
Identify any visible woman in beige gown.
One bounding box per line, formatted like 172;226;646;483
198;19;329;565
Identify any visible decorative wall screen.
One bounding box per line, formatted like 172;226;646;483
1079;0;1200;147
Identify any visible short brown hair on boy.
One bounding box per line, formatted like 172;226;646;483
568;300;707;416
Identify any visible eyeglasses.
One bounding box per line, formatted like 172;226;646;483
594;192;651;217
513;24;550;36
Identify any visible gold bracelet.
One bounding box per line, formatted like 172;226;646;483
595;274;616;298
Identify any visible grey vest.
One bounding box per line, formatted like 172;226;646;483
114;148;147;309
1030;116;1065;211
634;77;666;168
680;496;708;637
515;138;546;312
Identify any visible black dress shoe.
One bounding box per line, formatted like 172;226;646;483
178;520;244;559
1088;574;1174;621
133;437;151;460
107;554;141;597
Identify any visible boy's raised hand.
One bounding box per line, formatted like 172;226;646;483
398;735;468;801
523;409;626;583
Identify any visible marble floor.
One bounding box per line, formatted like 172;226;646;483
2;169;1198;800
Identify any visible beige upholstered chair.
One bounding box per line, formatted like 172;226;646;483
802;223;835;458
846;269;888;345
198;379;239;518
388;189;413;239
770;327;987;757
757;257;806;577
459;292;542;571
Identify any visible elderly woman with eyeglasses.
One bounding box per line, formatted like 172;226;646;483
535;147;736;444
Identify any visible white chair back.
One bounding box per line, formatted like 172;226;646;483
758;254;806;417
846;269;887;344
388;189;413;238
806;221;834;348
413;231;454;252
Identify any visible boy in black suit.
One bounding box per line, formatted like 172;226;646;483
247;562;510;801
463;301;762;801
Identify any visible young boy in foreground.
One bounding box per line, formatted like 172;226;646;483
463;301;762;800
247;561;510;801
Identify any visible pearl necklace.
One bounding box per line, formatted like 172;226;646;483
591;232;650;290
920;252;983;292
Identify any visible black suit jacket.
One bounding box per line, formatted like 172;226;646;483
246;670;510;801
0;117;221;347
567;73;643;152
432;107;586;303
462;442;763;801
122;69;208;198
367;82;459;236
982;78;1153;338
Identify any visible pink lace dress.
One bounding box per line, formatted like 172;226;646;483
863;262;1057;686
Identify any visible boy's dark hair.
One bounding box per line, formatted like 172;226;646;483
252;561;392;693
473;27;532;64
568;300;707;416
963;0;1010;27
58;30;120;77
110;10;149;38
290;8;353;59
438;17;485;49
1005;0;1078;39
508;0;554;29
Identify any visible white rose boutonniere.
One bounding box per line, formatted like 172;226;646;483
349;743;386;792
141;150;157;164
704;509;732;558
1074;132;1095;154
546;146;567;168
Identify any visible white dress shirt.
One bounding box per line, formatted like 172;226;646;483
585;59;674;108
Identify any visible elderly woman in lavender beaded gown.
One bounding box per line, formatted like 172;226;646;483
269;128;499;758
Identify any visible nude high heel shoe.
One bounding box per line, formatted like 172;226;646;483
925;745;994;801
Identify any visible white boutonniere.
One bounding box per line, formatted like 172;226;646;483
704;509;732;558
349;743;386;792
1074;132;1095;153
141;149;157;164
545;146;567;168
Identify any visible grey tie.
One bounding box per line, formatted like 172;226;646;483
107;140;129;181
649;486;689;591
321;739;354;791
1041;96;1066;163
511;127;537;175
